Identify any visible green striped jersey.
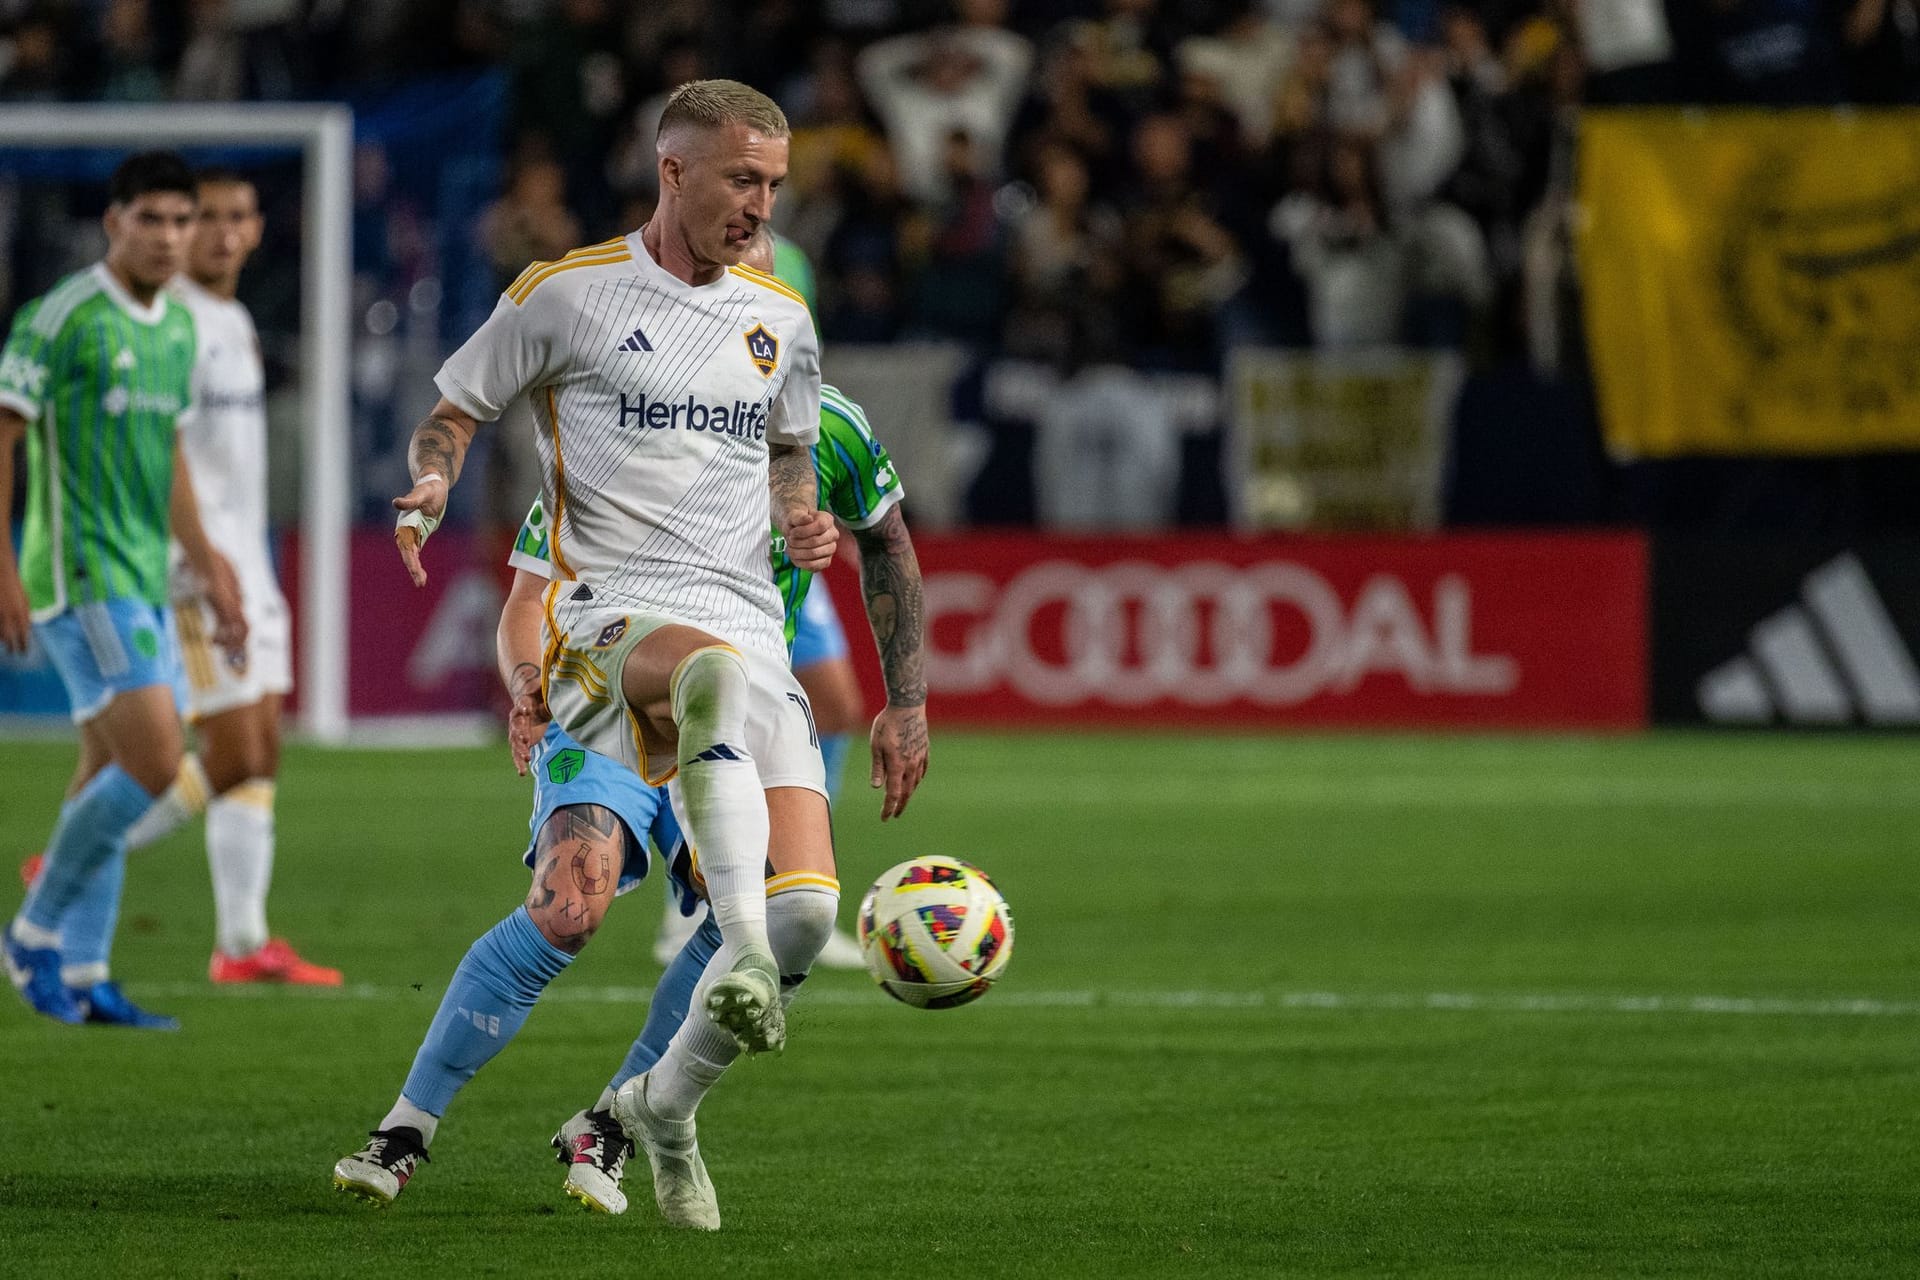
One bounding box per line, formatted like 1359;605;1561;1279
0;264;197;617
769;384;902;648
508;384;902;651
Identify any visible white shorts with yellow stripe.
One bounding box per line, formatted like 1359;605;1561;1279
172;567;292;722
540;586;827;797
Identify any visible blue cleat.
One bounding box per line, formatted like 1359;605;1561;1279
70;980;179;1031
3;931;85;1025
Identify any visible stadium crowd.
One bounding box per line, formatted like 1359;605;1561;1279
3;0;1918;528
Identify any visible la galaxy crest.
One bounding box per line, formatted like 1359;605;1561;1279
743;323;778;377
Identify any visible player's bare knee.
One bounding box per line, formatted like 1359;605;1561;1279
525;804;625;954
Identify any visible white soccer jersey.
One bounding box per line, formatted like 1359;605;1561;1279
436;232;821;658
168;277;276;589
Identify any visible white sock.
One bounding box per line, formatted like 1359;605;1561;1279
59;960;108;987
124;755;210;851
646;881;840;1121
207;778;274;957
380;1096;440;1146
670;647;769;951
10;917;61;949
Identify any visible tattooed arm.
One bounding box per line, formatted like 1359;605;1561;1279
393;399;480;587
771;442;837;572
498;568;552;776
851;503;929;820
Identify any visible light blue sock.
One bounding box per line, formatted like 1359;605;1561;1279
57;849;126;984
399;906;573;1117
608;911;723;1093
821;732;851;807
17;765;153;935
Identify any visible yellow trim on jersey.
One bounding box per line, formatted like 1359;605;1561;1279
508;238;631;305
766;871;840;895
505;237;624;300
543;387;578;579
539;581;569;706
549;653;611;705
727;264;808;311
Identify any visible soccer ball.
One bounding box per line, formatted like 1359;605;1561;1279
856;856;1014;1009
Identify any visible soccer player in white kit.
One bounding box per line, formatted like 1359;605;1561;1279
391;80;841;1228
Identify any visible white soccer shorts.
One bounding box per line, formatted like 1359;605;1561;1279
173;563;293;721
541;590;826;797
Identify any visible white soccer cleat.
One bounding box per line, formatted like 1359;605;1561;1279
552;1108;633;1214
332;1128;429;1206
610;1072;720;1231
704;943;785;1054
814;926;865;971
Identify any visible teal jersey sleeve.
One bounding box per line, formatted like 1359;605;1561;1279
768;385;904;652
507;497;553;577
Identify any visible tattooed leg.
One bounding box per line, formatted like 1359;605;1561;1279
525;803;628;955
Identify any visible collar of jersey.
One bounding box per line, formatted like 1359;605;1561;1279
92;262;169;326
628;229;739;294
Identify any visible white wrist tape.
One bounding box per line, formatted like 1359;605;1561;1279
395;474;447;545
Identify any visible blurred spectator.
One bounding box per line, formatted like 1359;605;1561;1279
175;0;246;100
1271;133;1407;347
857;0;1034;202
511;0;626;224
1323;0;1465;212
907;130;1004;340
479;154;584;291
1120;114;1251;367
1571;0;1676;103
1838;0;1920;101
823;149;913;341
1008;24;1130;197
1008;141;1124;305
96;0;166;102
0;10;68;100
1175;0;1295;149
606;38;705;199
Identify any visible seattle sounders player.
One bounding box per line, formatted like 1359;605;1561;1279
1;152;248;1026
334;240;929;1221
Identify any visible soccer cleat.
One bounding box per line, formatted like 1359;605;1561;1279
704;943;785;1055
333;1127;429;1206
210;937;343;986
610;1072;719;1231
3;929;84;1025
552;1108;633;1215
19;852;43;888
70;980;179;1030
814;926;866;971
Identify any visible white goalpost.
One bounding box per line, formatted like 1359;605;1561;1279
0;104;354;744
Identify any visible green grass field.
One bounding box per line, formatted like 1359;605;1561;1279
0;731;1915;1278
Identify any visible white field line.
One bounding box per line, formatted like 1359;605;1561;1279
941;774;1920;808
130;983;1920;1018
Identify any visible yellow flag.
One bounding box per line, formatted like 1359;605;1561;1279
1578;110;1920;458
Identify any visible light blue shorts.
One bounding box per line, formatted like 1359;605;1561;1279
524;721;699;914
33;598;180;724
790;578;849;671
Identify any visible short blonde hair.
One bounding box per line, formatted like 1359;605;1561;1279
657;79;790;150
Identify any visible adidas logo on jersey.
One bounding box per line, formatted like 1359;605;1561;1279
619;392;768;440
617;326;653;353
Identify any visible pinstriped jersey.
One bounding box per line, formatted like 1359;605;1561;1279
0;264;197;619
436;231;821;658
509;384;902;651
168;276;270;582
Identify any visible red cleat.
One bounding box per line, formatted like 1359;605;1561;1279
20;852;43;888
209;937;344;986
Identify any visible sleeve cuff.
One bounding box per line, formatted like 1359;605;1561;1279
506;548;553;579
432;370;496;423
0;390;40;422
842;486;905;530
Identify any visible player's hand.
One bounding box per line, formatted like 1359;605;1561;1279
0;568;31;654
508;685;552;777
204;553;249;659
869;703;929;821
393;474;449;588
783;508;838;573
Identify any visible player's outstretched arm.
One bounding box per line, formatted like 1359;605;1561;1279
771;442;838;571
0;408;30;652
852;504;928;820
393;399;479;587
497;567;552;776
169;437;249;656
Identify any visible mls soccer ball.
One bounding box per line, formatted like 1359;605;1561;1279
856;856;1014;1009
